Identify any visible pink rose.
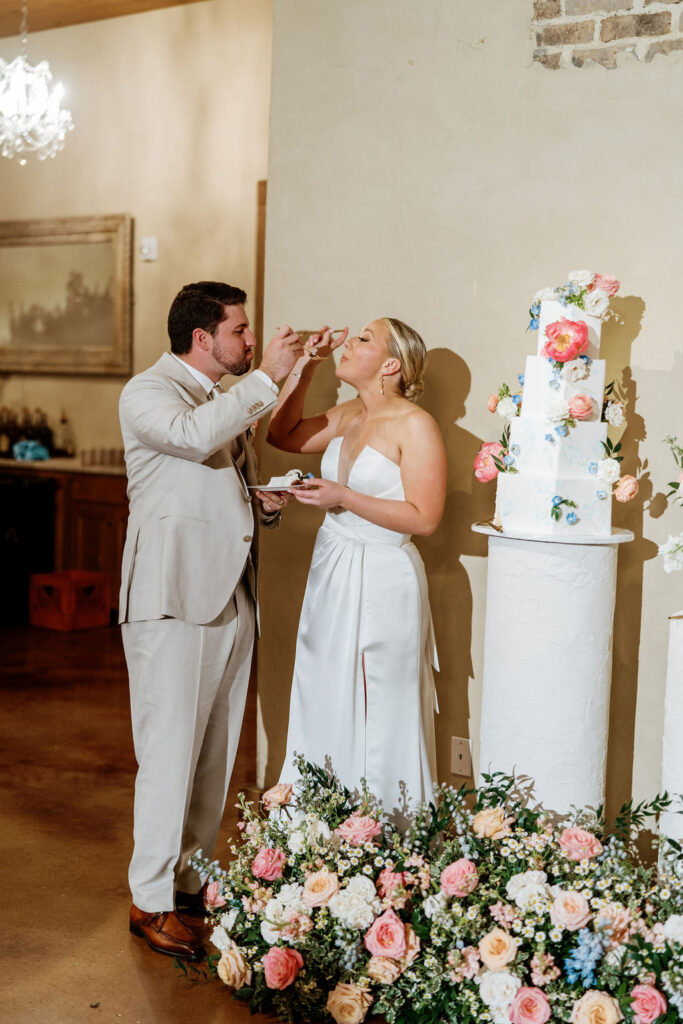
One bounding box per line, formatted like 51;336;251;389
251;846;286;881
542;318;589;363
474;441;504;483
558;827;603;861
568;394;593;421
614;474;639;503
377;868;405;899
261;782;293;811
335;813;382;846
590;274;620;296
204;880;227;910
509;987;552;1024
262;946;303;989
363;908;407;959
550;890;592;931
440;858;479;898
630;984;667;1024
488;393;499;413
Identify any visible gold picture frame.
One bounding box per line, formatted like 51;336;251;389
0;214;133;376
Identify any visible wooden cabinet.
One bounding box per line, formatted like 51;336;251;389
0;462;128;613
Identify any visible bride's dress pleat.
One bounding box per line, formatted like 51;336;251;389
280;436;438;825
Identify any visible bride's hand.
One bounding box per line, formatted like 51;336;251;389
304;326;349;361
288;478;347;509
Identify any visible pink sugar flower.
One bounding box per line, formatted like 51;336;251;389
262;946;303;989
363;908;407;960
335;812;382;846
630;984;667;1024
487;393;499;413
474;441;504;483
251;846;286;881
509;986;552;1024
204;880;227;910
568;394;593;420
614;474;639;503
440;858;478;898
542;318;589;363
558;826;603;861
590;274;620;296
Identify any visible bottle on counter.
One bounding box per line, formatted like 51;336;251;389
18;407;35;443
0;408;11;458
34;408;54;455
53;410;76;457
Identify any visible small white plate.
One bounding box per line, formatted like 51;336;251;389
248;483;308;491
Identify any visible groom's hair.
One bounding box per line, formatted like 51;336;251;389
167;281;247;354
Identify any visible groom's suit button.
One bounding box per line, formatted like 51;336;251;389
243;535;252;542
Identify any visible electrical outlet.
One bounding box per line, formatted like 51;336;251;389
450;736;472;776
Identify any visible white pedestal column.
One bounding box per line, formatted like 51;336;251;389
472;525;633;815
661;610;683;841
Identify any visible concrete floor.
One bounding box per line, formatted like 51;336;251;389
1;624;275;1024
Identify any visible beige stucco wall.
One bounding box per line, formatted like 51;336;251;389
0;0;272;446
258;0;683;815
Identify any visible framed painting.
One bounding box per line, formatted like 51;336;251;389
0;214;133;375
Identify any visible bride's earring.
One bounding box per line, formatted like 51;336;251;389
379;373;385;396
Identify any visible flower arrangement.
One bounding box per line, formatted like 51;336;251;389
488;381;524;420
474;425;519;482
658;434;683;573
529;271;620;333
190;758;682;1024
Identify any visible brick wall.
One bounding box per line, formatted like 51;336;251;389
533;0;683;67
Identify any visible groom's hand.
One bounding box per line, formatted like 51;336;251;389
255;490;293;515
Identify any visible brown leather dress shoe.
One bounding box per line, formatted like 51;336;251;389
175;887;206;914
129;904;205;961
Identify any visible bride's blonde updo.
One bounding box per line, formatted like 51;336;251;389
382;317;427;402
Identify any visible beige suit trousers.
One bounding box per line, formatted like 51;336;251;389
122;580;254;911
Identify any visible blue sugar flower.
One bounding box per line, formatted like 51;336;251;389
555;424;568;437
530;302;541;317
596;489;608;500
511;444;521;455
588;462;598;475
551;364;562;376
503;455;515;467
549;379;561;391
529;318;539;331
512;394;522;405
580;354;591;364
517;374;525;386
566;512;578;525
552;495;564;506
545;434;555;444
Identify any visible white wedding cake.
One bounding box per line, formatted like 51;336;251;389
475;270;637;538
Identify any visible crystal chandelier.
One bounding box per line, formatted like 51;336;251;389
0;0;73;164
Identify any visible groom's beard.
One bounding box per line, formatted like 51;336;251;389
212;340;253;377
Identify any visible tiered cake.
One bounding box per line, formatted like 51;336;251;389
476;271;634;538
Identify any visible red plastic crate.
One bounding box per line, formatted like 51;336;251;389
29;570;111;631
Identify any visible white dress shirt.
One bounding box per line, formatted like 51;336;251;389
170;353;278;396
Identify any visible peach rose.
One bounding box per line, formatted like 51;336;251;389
335;813;382;846
558;827;603;861
474;442;504;483
204;880;226;910
590;274;620;297
550;889;592;931
326;982;373;1024
251;846;287;881
570;989;624;1024
614;474;639;503
478;927;517;971
302;869;340;908
488;393;499;413
440;858;479;897
542;317;589;363
217;940;252;989
366;956;402;984
568;394;594;420
596;902;632;948
261;782;293;811
363;908;407;959
509;986;552;1024
262;946;303;989
472;806;514;839
630;984;667;1024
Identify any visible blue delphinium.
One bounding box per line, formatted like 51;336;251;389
529;317;539;331
555;424;568;437
529;302;541;331
564;928;608;988
512;394;522;406
566;511;578;525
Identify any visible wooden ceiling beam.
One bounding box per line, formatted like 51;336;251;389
0;1;206;40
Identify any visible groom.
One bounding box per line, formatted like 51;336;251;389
119;281;302;961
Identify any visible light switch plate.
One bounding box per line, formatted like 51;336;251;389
450;736;472;776
139;236;158;261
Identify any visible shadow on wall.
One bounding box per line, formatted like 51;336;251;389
601;296;660;819
257;347;492;789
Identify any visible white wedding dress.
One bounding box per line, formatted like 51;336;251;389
279;435;439;824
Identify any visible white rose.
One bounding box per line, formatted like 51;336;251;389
260;898;287;944
278;883;305;909
328;890;377;930
604;401;625;427
660;535;683;574
306;815;331;846
210;924;231;952
423;892;449;921
546;397;570;423
220;907;239;932
287;828;306;855
597;457;621;484
496;396;518;420
663;914;683;943
562;358;589;382
505;870;551;909
478;969;522;1009
568;269;594;288
583;288;609;317
533;287;558;303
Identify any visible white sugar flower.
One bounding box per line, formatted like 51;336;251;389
478;970;522;1010
597;457;621;484
533;287;558;303
211;924;231;952
563;358;589;382
604;401;625;427
660;535;683;574
663;914;683;942
497;396;518;420
568;269;594;288
546;397;570;423
583;288;610;318
220;908;239;932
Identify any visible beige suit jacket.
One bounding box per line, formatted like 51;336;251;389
118;351;278;625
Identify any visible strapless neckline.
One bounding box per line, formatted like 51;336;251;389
331;435;400;486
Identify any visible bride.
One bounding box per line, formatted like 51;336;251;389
267;318;446;822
